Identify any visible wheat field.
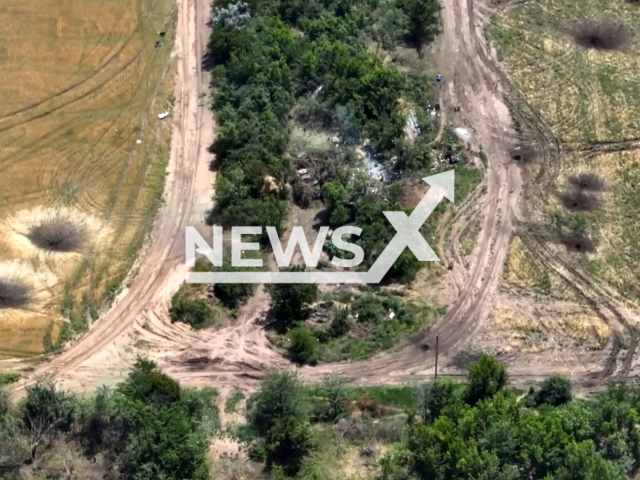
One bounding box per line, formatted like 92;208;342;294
0;0;176;356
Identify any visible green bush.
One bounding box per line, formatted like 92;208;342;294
465;354;508;405
169;293;216;329
532;375;573;407
289;328;319;365
328;307;351;337
267;266;318;331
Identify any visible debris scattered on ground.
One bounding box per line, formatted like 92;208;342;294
454;127;473;143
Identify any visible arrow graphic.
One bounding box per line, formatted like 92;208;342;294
186;170;455;284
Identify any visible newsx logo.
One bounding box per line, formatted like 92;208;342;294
185;170;454;284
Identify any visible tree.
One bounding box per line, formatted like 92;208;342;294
397;0;442;57
21;381;75;460
265;415;315;475
250;372;313;474
169;293;216;329
118;358;182;408
288;328;319;365
465;354;508;405
267;266;318;331
372;6;407;61
328;307;351;337
213;1;251;30
416;378;459;424
322;375;349;421
250;371;309;437
534;375;573;407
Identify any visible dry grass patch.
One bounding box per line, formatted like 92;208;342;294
488;298;610;354
504;236;551;294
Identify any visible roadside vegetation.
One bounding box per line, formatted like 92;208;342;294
225;355;640;480
5;355;640;480
172;0;482;360
0;358;218;480
267;288;443;364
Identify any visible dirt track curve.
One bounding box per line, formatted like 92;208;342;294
10;0;637;397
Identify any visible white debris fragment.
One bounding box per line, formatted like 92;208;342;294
454;127;473;142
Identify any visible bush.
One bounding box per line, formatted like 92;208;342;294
533;375;573;407
265;416;315;475
213;282;254;310
169;293;216;329
250;371;309;437
267;266;318;331
248;442;267;462
328;307;351;337
118;358;182;408
465;354;508;405
416;378;460;424
288;328;319;365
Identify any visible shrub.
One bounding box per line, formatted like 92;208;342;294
267;266;318;331
288;328;318;365
533;375;573;407
328;307;351;337
169;293;216;329
465;354;508;405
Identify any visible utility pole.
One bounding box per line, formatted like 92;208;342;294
434;334;439;380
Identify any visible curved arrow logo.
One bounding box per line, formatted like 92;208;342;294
186;169;454;284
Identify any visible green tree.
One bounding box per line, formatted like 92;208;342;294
118;357;182;408
250;371;309;437
372;6;407;60
534;375;573;407
288;328;319;365
397;0;442;57
465;354;508;405
322;374;349;421
416;378;459;424
169;293;216;329
21;381;75;460
267;266;318;331
328;307;351;337
265;415;315;475
321;181;347;210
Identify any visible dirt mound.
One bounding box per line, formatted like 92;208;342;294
557;191;599;211
561;234;597;253
28;217;87;252
510;144;536;163
571;20;627;51
567;173;605;192
0;278;30;309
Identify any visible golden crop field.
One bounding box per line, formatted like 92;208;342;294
0;0;176;356
488;0;640;305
